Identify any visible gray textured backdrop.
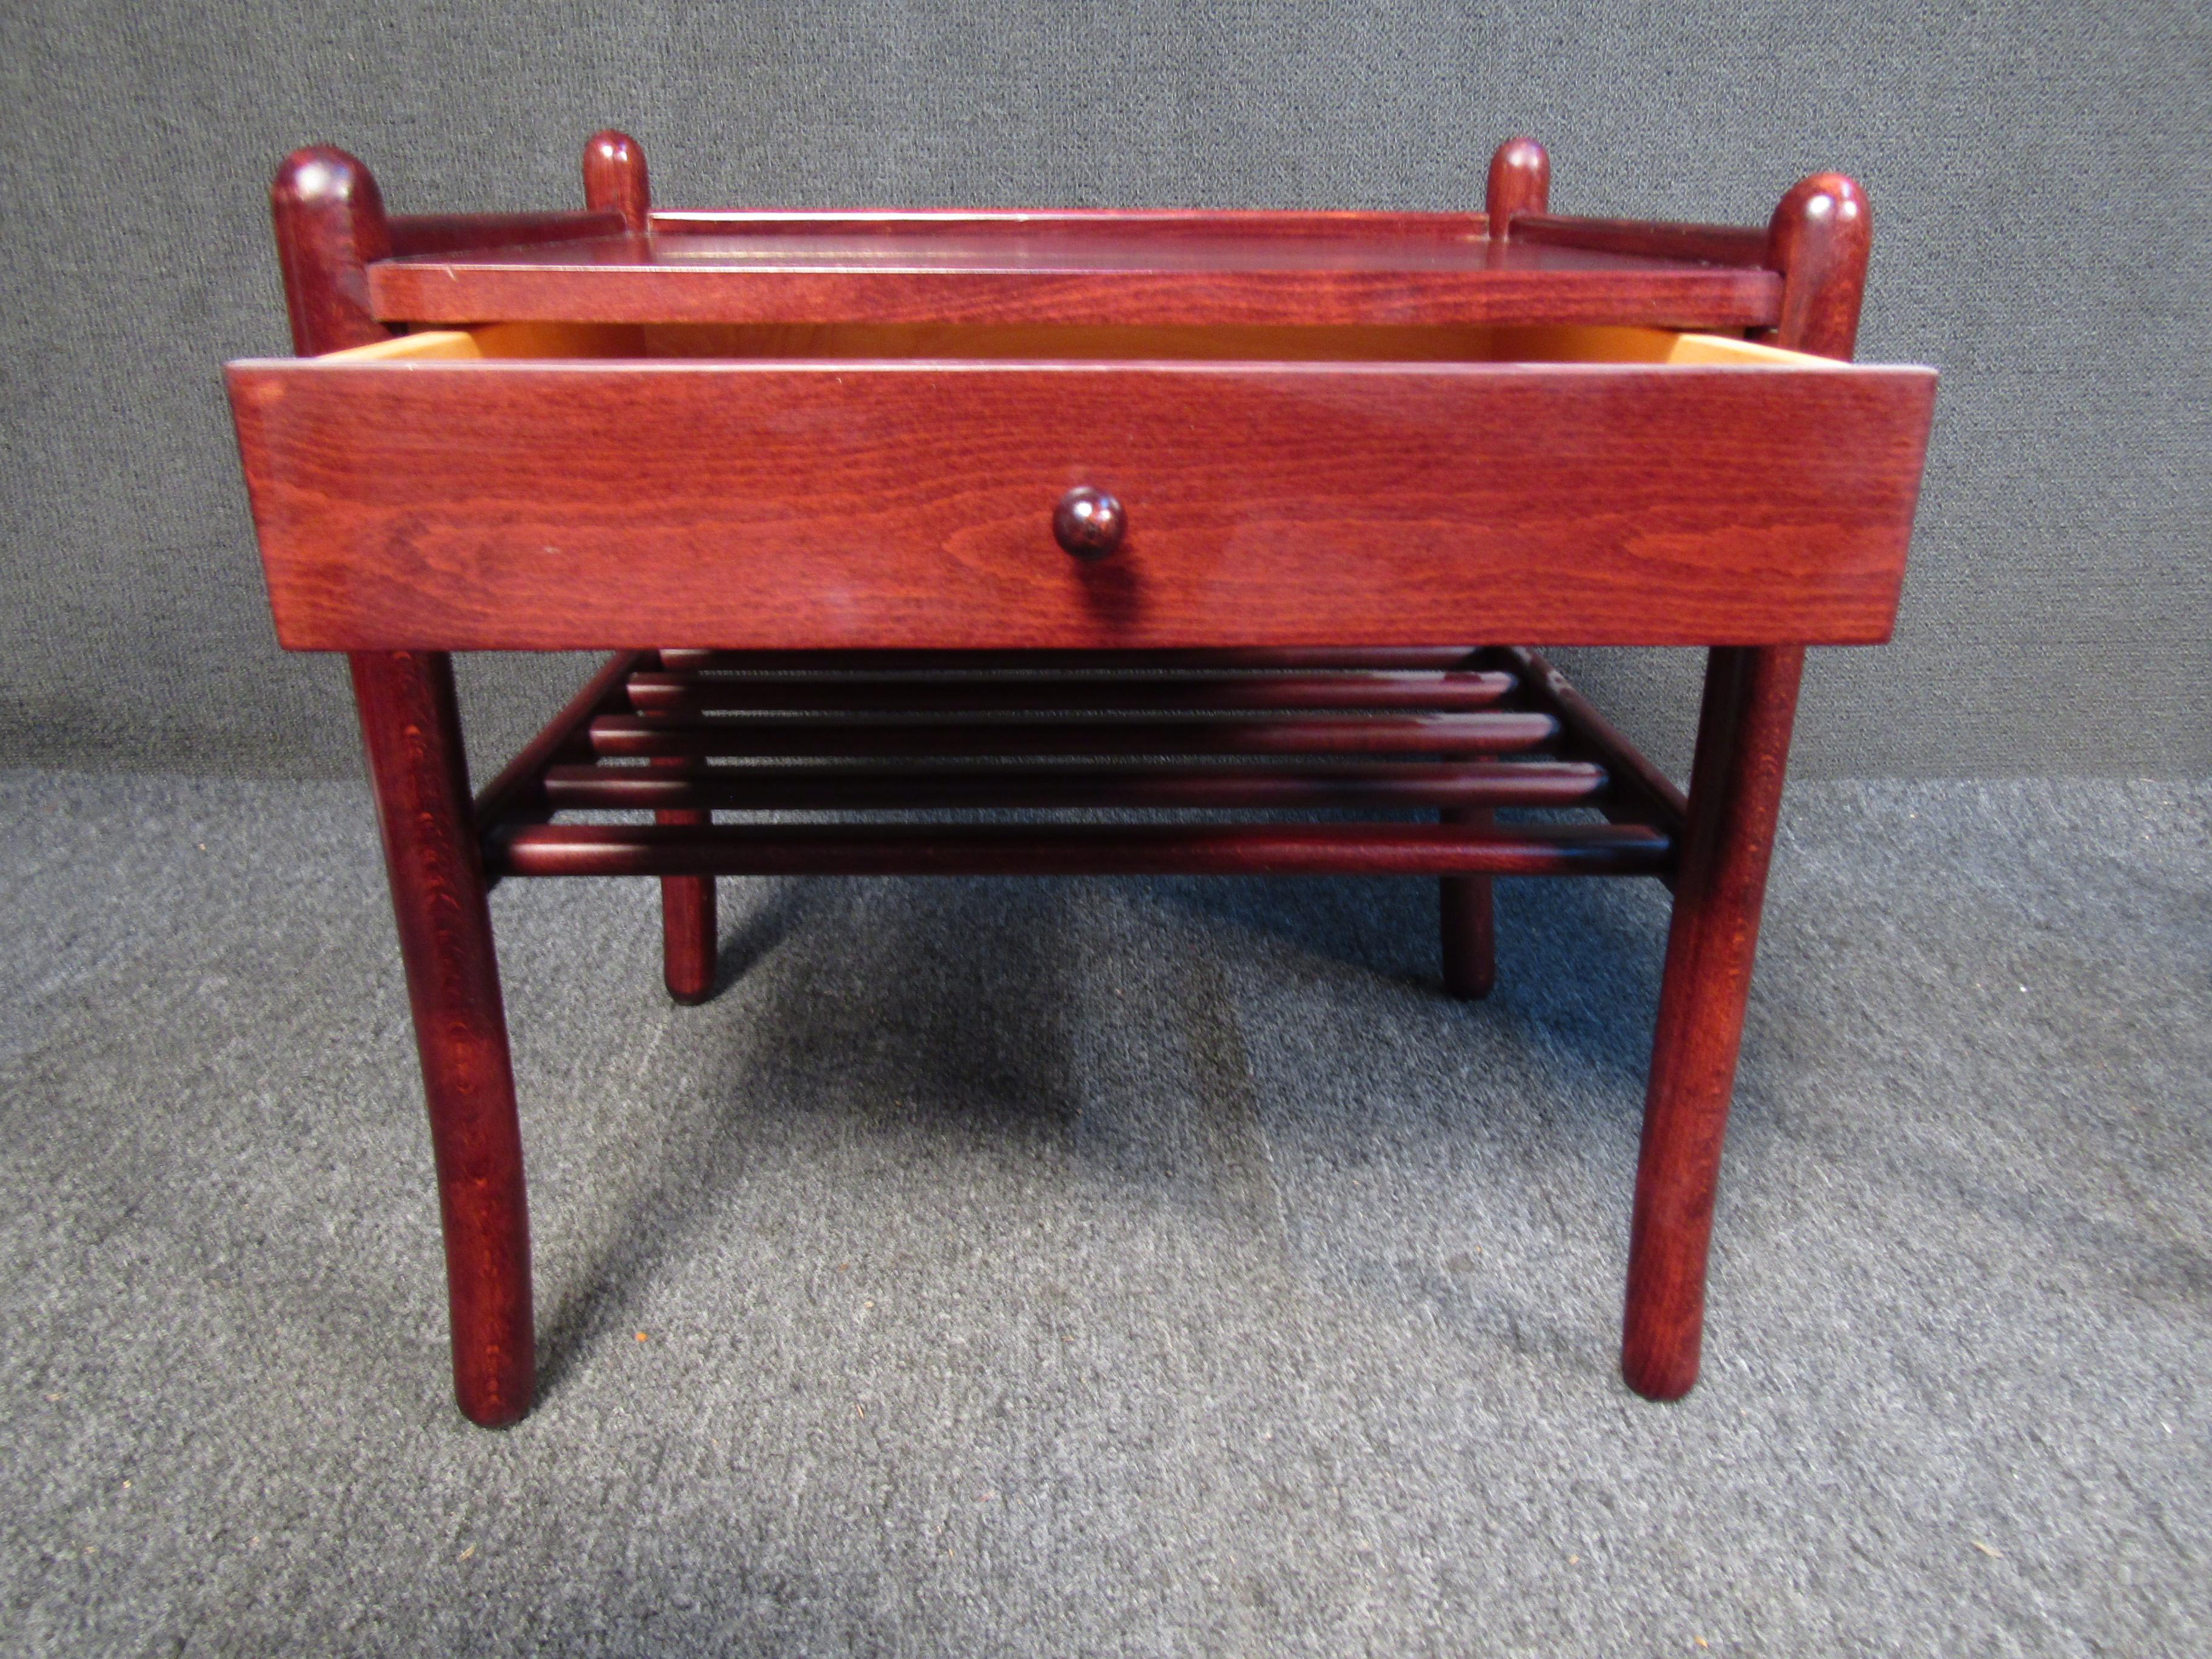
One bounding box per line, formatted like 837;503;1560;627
1;1;2206;782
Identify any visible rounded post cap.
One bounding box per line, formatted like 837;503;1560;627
1768;171;1870;245
1486;137;1551;234
583;129;651;230
272;145;383;216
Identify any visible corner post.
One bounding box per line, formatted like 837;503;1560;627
1486;137;1550;238
1620;174;1868;1399
273;147;534;1426
1439;140;1549;997
580;132;717;1002
583;128;652;235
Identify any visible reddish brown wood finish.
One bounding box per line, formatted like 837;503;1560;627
1439;806;1497;998
227;356;1932;652
272;145;535;1426
239;135;1930;1421
472;650;643;836
1620;645;1803;1399
655;813;717;1002
574;139;712;1000
1507;216;1770;268
1618;171;1875;1401
386;212;625;258
1053;486;1127;560
364;227;1781;330
352;652;534;1427
649;206;1493;240
643;647;716;1005
582;130;651;234
1762;174;1871;360
270;147;394;355
534;759;1606;814
490;820;1672;880
1486;138;1551;238
659;646;1489;671
586;711;1560;759
1508;648;1689;839
623;669;1517;714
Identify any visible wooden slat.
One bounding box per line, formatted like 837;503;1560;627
585;711;1560;759
473;651;645;830
623;669;1516;714
227;357;1934;651
656;647;1486;671
538;759;1605;813
1507;648;1689;837
488;820;1672;879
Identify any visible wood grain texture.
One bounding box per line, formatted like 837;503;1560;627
489;820;1674;879
365;225;1781;329
227;357;1932;651
351;652;534;1427
1620;645;1803;1400
1611;171;1882;1400
271;143;535;1427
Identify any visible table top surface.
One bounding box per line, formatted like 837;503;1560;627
368;215;1784;330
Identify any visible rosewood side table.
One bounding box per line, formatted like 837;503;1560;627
226;133;1936;1426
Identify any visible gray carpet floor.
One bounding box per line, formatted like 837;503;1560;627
1;769;2205;1657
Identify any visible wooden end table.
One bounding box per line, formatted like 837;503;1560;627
226;132;1936;1426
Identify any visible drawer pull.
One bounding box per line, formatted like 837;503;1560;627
1052;487;1126;560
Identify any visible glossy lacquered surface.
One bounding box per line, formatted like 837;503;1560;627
366;219;1783;330
240;129;1931;1424
228;350;1931;652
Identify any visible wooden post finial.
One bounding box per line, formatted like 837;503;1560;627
270;147;394;357
1764;173;1871;361
1486;137;1550;239
583;129;652;235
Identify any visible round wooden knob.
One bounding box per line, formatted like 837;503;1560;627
1053;487;1125;560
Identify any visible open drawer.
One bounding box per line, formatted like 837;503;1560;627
226;321;1935;651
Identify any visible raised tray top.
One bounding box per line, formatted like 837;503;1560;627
368;211;1783;330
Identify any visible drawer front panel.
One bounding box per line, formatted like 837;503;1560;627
227;358;1934;651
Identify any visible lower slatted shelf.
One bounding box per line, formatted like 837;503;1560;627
488;820;1673;879
472;645;1684;884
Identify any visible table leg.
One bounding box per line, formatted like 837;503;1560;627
1621;645;1803;1400
659;867;719;1004
351;650;535;1426
1439;806;1497;999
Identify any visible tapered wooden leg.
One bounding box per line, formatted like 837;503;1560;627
1621;645;1804;1401
351;650;534;1427
1439;807;1496;999
660;870;717;1003
652;739;718;1001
